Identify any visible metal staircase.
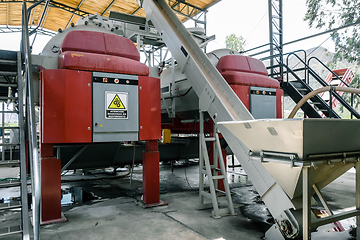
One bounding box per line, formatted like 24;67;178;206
198;112;235;218
321;68;355;108
0;1;42;239
0;50;30;239
277;52;360;119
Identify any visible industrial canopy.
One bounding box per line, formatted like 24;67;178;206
0;0;219;34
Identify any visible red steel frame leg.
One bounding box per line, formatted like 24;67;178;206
141;140;167;207
40;143;66;224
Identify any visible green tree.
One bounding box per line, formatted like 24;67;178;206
225;34;246;52
304;0;360;65
304;0;360;110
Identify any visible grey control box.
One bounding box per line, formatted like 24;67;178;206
92;72;139;142
250;86;277;119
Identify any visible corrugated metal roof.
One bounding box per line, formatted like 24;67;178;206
0;0;220;32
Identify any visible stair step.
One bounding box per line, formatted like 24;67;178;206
0;96;18;100
212;175;225;180
0;71;17;76
0;142;20;146
0;225;22;237
0;160;20;166
215;189;227;195
291;68;306;72
0;50;18;61
0;59;17;65
0;180;21;188
0;83;18;88
0;201;22;211
0;110;18;114
0;126;20;130
310;102;322;105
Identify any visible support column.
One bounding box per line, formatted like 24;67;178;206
303;166;311;240
40;143;65;224
142;140;167;207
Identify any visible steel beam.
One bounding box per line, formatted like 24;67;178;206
17;50;30;240
101;0;117;16
50;0;89;17
6;3;9;27
22;3;41;238
311;209;360;230
28;0;49;36
313;184;333;215
60;146;87;172
65;0;85;28
303;167;311;240
170;0;204;12
0;26;55;35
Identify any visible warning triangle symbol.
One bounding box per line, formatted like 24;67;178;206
108;94;125;109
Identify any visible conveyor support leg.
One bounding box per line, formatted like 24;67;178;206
142;140;164;206
40;143;64;224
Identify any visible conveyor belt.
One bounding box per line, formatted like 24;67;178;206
138;0;296;238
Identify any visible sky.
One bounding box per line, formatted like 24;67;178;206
204;0;335;53
0;0;335;55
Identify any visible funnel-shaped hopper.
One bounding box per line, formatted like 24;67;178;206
219;118;360;200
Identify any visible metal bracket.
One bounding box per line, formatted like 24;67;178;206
199;85;215;112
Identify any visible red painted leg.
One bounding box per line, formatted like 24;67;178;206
40;143;66;224
141;140;167;208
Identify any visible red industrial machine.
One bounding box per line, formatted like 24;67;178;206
216;55;283;119
160;52;283;192
161;52;283;132
40;30;162;223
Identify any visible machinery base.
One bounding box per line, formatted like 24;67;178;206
138;200;168;209
40;212;67;225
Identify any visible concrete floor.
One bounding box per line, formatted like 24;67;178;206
0;157;357;240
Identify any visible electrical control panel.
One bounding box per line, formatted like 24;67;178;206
92;72;139;142
250;86;277;119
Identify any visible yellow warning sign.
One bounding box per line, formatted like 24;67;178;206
108;94;125;109
105;91;128;119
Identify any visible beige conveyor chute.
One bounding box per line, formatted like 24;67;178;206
137;0;360;239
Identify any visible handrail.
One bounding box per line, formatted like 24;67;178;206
279;51;359;118
28;0;50;36
306;57;360;118
288;86;360;118
21;2;41;240
307;56;360;99
285;50;307;83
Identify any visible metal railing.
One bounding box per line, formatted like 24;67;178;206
306;57;360;118
274;50;360;119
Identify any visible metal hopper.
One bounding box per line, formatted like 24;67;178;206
218;118;360;200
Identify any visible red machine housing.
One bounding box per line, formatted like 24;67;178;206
162;54;283;134
40;30;162;223
217;55;283;119
40;69;92;144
